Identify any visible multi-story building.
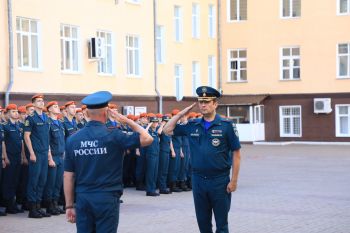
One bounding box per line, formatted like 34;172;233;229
220;0;350;142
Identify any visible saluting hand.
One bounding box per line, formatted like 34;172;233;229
180;103;196;116
110;110;128;125
66;208;76;223
226;181;237;193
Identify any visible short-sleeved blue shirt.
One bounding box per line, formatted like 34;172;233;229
64;120;141;193
3;120;23;155
144;127;160;156
63;117;78;140
159;133;171;152
48;118;65;156
24;111;50;154
173;114;241;177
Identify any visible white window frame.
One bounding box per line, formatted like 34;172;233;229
280;46;301;80
227;0;247;22
174;64;184;101
227;48;247;82
97;30;115;76
16;17;42;71
279;105;302;137
337;43;350;78
126;35;141;77
60;24;81;74
337;0;350;15
192;3;200;39
156;25;165;64
280;0;301;19
208;55;216;88
336;104;350;137
174;6;183;42
208;4;216;38
192;61;201;96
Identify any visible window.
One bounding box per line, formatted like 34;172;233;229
279;106;302;137
254;105;264;123
228;106;250;123
228;49;247;82
336;105;350;137
192;61;200;95
281;47;300;80
60;24;80;72
174;6;183;42
228;0;247;21
16;17;40;70
338;0;350;14
97;31;114;75
192;3;200;38
338;43;350;78
208;4;216;38
281;0;301;18
156;25;165;63
126;35;141;76
208;55;216;88
175;64;184;101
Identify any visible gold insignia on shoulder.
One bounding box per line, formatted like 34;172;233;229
25;120;30;127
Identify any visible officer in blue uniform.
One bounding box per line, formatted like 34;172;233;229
163;86;242;233
63;101;78;140
43;101;66;215
24;94;51;218
144;115;161;196
1;104;25;214
0;121;5;216
157;114;174;194
64;91;153;233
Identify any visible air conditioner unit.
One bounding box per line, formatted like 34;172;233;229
314;98;332;114
123;106;134;115
88;37;105;59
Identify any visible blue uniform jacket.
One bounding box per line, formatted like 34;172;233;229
3;120;23;156
144;127;160;156
173;114;241;177
64;121;141;193
63;117;78;140
159;133;171;153
24;111;50;154
48;118;65;156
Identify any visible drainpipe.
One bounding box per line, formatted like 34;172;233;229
153;0;162;113
5;0;14;106
217;0;222;94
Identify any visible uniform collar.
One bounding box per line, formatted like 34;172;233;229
86;120;105;127
200;114;222;128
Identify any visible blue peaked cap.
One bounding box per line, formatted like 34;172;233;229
81;91;113;109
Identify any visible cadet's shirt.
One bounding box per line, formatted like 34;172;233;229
145;127;159;156
159;133;171;153
24;111;50;153
173;114;241;177
48;118;65;156
172;125;182;150
3;120;23;155
64;121;141;193
63;117;78;140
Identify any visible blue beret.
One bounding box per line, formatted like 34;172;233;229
81;91;113;109
196;86;221;101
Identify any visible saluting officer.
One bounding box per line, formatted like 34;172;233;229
1;104;25;214
64;91;153;233
63;101;78;139
163;86;242;233
24;94;51;218
42;101;66;215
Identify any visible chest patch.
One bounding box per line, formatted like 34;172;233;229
212;138;221;147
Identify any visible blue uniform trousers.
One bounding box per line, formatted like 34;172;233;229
178;145;190;181
16;163;29;204
43;155;64;201
145;153;159;193
76;191;121;233
1;153;21;201
27;151;49;203
167;147;181;183
192;174;231;233
157;150;170;191
135;149;146;184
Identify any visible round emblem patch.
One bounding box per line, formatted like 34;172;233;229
212;138;220;147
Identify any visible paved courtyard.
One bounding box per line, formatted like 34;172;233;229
0;144;349;233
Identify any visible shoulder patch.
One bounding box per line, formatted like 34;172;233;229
25;120;30;127
232;123;239;137
2;121;8;125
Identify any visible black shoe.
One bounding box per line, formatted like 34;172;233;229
47;201;60;216
170;182;182;192
159;189;172;194
28;203;42;218
180;181;191;192
146;192;160;196
119;199;124;204
0;211;7;216
53;200;65;214
37;203;51;217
